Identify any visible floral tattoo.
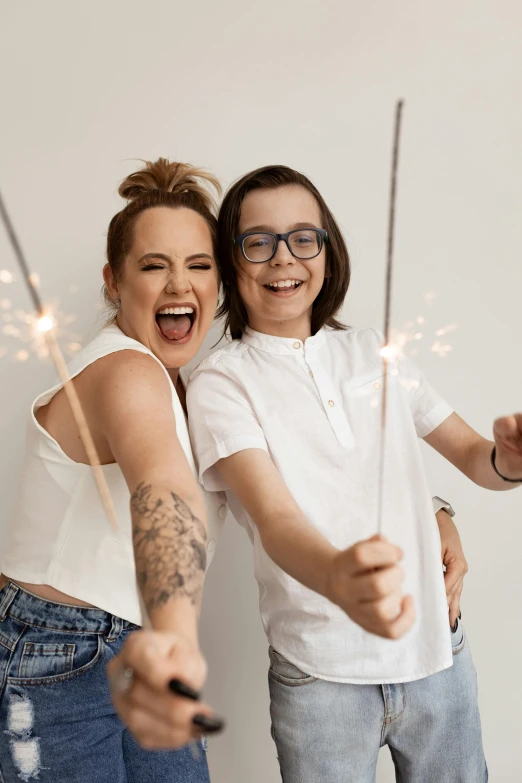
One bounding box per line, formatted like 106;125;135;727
131;482;207;609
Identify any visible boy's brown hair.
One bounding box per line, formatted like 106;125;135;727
217;165;351;339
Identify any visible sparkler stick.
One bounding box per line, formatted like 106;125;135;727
376;100;404;535
0;190;119;532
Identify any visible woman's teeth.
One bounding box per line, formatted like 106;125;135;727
157;306;195;315
265;280;302;291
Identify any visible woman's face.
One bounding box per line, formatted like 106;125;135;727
104;206;219;371
235;185;326;340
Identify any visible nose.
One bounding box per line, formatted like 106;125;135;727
269;238;296;268
166;268;191;295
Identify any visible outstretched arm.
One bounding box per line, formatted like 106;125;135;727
425;412;522;490
91;351;217;748
216;448;414;640
95;351;208;632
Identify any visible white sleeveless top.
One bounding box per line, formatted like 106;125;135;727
1;324;226;625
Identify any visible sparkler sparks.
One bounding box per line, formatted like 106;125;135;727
0;189;118;532
0;301;84;362
380;344;400;361
36;314;54;333
386;314;460;364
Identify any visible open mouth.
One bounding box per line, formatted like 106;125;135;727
264;279;303;294
155;304;197;344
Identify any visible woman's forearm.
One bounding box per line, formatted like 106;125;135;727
130;481;208;635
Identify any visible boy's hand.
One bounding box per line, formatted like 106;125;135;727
493;414;522;481
326;535;415;639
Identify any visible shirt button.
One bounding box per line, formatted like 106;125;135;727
373;382;381;390
328;400;335;407
218;504;227;520
293;341;301;349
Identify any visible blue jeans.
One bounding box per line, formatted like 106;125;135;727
268;623;488;782
0;582;210;783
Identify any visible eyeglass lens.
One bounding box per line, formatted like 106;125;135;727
242;230;322;262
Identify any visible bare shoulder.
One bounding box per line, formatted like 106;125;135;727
84;349;172;405
61;349;176;442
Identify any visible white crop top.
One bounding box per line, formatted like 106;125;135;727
1;324;226;625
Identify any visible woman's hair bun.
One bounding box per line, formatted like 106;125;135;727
118;158;221;213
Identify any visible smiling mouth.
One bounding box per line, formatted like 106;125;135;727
264;280;303;293
155;305;197;343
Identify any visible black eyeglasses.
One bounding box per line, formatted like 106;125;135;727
233;228;328;264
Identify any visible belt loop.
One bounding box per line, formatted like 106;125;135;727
0;583;18;622
106;615;124;642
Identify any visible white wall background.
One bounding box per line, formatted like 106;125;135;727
1;2;521;780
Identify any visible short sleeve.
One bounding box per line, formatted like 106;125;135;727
187;363;268;492
397;354;454;438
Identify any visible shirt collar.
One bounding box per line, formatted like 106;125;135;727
242;326;326;355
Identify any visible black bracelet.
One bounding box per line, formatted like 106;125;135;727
490;447;522;484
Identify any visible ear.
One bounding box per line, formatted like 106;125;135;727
103;264;119;301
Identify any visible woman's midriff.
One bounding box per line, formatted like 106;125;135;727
0;574;96;608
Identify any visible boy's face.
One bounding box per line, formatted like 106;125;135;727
236;185;326;340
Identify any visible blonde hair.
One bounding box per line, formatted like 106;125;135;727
103;158;221;310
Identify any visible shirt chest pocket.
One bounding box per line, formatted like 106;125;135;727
341;373;386;438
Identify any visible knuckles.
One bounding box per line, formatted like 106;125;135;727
369;567;403;599
350;544;369;569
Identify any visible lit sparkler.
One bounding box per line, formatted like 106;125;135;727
0;300;84;362
386;316;460;364
0;190;118;531
377;100;404;536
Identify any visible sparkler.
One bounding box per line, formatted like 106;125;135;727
0;190;118;532
376;100;404;536
1;299;84;362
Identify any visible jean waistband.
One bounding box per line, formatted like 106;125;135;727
0;581;137;637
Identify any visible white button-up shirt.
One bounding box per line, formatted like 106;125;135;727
187;326;454;683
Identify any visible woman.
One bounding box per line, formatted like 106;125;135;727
0;159;225;782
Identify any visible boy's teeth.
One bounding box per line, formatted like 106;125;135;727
267;280;300;290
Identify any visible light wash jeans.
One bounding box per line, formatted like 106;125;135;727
0;582;209;783
268;622;487;783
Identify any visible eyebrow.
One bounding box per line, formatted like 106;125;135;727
137;252;213;264
241;222;322;233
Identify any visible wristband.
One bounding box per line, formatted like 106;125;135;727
490;446;522;484
432;496;455;517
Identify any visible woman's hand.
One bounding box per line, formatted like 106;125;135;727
493;414;522;481
436;509;467;628
326;535;415;640
108;630;223;750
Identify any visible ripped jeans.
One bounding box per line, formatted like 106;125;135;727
0;582;210;783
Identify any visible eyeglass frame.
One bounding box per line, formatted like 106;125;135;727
233;227;329;264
